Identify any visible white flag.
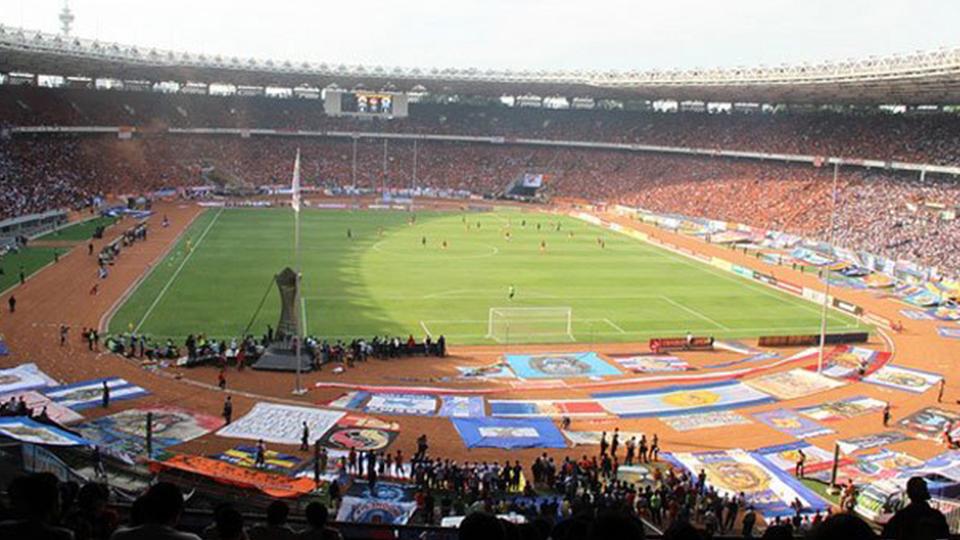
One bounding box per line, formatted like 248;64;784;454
291;149;301;213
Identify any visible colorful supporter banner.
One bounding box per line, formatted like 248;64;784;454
0;338;9;356
897;407;960;441
363;393;437;416
346;480;417;502
0;390;84;425
745;369;845;400
336;496;417;525
593;381;776;418
505;352;620;379
218;403;343;445
669;449;827;518
807;449;923;486
837;431;912;454
455;364;514;379
214;445;304;475
610;355;691;373
452;417;566;449
320;425;397;452
703;352;777;370
45;377;149;411
0;363;58;394
899;309;935;321
0;417;89;446
437;395;485;418
754;441;837;473
489;400;606;417
819;346;889;379
662;411;752;432
151;454;316;498
937;327;960;340
862;365;942;394
797;396;887;422
754;409;833;439
79;406;222;463
327;391;369;410
562;430;645;446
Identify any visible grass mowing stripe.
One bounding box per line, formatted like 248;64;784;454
133;209;223;333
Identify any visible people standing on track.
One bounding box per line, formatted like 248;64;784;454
101;381;110;408
222;396;233;425
795;448;806;478
217;368;227;390
610;428;620;458
883;402;892;427
255;439;266;468
939;379;946;403
59;324;69;346
7;295;14;313
300;421;310;452
650;433;660;461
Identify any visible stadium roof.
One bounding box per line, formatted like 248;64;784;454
3;25;960;105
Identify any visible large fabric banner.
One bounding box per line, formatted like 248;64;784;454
897;407;960;441
0;417;89;446
662;411;752;432
745;369;845;400
489;400;606;417
797;396;887;422
452;417;566;449
837;431;912;454
754;441;837;473
0;390;84;425
45;377;149;411
562;430;645;446
151;454;316;498
79;406;222;463
807;449;923;486
214;445;304;475
862;365;942;394
610;355;691;373
437;396;485;418
593;381;776;418
669;449;827;518
821;347;889;379
363;393;437;416
336;496;417;525
505;352;621;379
218;403;344;445
0;363;58;394
754;409;833;439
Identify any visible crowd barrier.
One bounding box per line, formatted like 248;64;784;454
758;332;870;347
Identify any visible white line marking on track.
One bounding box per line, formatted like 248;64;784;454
134;208;223;333
659;295;730;330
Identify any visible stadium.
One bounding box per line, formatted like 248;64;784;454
1;3;960;539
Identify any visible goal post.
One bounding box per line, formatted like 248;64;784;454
486;306;574;343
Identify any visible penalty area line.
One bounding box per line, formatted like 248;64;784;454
659;295;730;330
134;208;223;333
603;318;627;334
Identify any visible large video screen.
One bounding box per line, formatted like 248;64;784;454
341;92;393;115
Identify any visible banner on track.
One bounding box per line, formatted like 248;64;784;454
610;355;691;373
862;365;942;394
0;363;58;394
662;411;752;432
218;403;343;445
797;396;887;422
745;369;845;400
437;395;485;418
593;381;776;418
562;430;645;446
489;400;606;417
45;377;149;411
80;406;222;463
0;417;89;446
754;441;837;473
900;309;935;321
505;352;621;379
363;393;437;416
336;496;416;525
0;390;84;425
820;347;888;379
897;407;960;441
837;431;912;454
320;426;398;452
452;417;566;449
807;449;923;486
456;364;515;379
151;454;316;498
754;409;833;439
214;445;304;475
669;449;827;518
937;327;960;340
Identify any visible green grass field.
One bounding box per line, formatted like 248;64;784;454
37;216;119;242
108;208;866;344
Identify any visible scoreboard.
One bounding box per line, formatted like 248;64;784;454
324;91;408;118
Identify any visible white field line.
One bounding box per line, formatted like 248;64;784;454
133;208;223;333
659;295;730;330
419;320;433;337
603;318;627;334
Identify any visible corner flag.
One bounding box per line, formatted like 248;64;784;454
291;148;301;213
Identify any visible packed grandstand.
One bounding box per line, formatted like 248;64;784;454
3;10;960;540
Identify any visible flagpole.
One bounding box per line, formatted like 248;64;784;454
292;149;306;395
817;160;840;373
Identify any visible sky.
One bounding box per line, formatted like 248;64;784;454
5;0;960;72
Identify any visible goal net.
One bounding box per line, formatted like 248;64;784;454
486;307;573;343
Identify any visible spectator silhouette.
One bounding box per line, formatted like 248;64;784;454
0;472;74;540
296;502;342;540
459;512;505;540
808;512;876;539
110;481;199;539
248;500;295;540
881;477;950;540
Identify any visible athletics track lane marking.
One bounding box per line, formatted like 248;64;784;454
133;208;223;333
658;295;730;330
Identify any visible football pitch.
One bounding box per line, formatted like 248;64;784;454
108;208;866;344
